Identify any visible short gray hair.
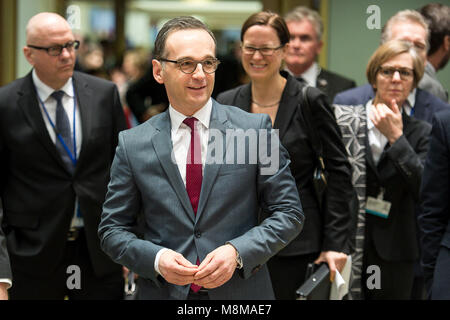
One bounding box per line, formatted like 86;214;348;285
284;6;323;41
381;10;429;49
153;16;217;60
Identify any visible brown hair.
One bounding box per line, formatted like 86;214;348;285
241;11;290;46
154;16;216;60
366;40;424;89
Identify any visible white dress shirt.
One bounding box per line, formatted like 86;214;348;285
366;99;389;165
403;89;416;117
154;99;212;275
285;62;320;87
33;70;82;154
33;70;84;230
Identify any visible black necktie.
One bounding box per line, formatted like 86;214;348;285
296;77;306;86
51;90;74;173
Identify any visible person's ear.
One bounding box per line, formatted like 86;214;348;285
23;46;35;66
316;40;323;55
152;59;164;84
444;35;450;52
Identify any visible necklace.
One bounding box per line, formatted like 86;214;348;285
251;99;280;108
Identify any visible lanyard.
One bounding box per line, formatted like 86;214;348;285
37;83;77;167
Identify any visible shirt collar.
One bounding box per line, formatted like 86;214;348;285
32;69;74;102
425;62;436;75
408;88;416;108
169;98;212;132
284;62;319;87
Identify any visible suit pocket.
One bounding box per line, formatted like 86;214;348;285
4;212;40;229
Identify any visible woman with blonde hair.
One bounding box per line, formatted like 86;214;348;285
334;39;431;299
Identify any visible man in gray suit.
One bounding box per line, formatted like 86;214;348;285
419;3;450;102
98;16;304;300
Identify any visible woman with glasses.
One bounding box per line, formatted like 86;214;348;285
333;40;431;299
217;11;355;300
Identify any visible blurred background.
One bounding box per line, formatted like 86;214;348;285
1;0;448;91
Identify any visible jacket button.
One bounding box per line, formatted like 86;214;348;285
195;231;201;238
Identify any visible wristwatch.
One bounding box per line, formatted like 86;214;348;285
235;250;243;269
226;242;243;269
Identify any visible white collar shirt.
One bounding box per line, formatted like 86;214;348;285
32;69;82;156
366;99;389;165
169;98;212;186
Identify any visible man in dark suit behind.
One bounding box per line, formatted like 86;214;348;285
283;6;356;103
0;12;127;299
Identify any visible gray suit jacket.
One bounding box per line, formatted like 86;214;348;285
99;100;304;299
419;63;448;103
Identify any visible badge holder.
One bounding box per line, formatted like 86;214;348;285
365;188;391;219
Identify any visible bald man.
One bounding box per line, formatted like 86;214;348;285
0;13;127;299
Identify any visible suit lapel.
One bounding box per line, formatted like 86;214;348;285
152;110;195;223
364;128;378;174
412;89;428;121
316;69;329;94
72;73;92;171
274;75;299;141
235;84;252;113
196;102;230;221
17;73;70;172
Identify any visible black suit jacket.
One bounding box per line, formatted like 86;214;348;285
315;69;356;103
0;71;127;280
217;72;354;256
365;113;431;262
419;108;450;293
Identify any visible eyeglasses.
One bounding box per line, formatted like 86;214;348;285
158;58;220;74
27;40;80;56
241;45;284;56
378;66;414;80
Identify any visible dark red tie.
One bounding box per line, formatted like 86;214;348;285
183;117;203;292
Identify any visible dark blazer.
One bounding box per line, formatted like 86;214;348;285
333;84;450;124
419;108;450;295
315;69;356;103
217;72;354;256
0;71;127;280
365;113;431;261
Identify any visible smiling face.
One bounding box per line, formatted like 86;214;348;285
241;25;286;81
23;13;76;89
373;52;415;107
152;29;216;116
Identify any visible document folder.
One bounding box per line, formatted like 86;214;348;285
296;263;331;300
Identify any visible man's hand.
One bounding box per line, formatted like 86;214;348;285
0;283;9;300
370;99;403;144
193;244;238;289
314;251;348;282
158;249;198;286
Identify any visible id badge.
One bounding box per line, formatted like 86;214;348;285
365;189;391;219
